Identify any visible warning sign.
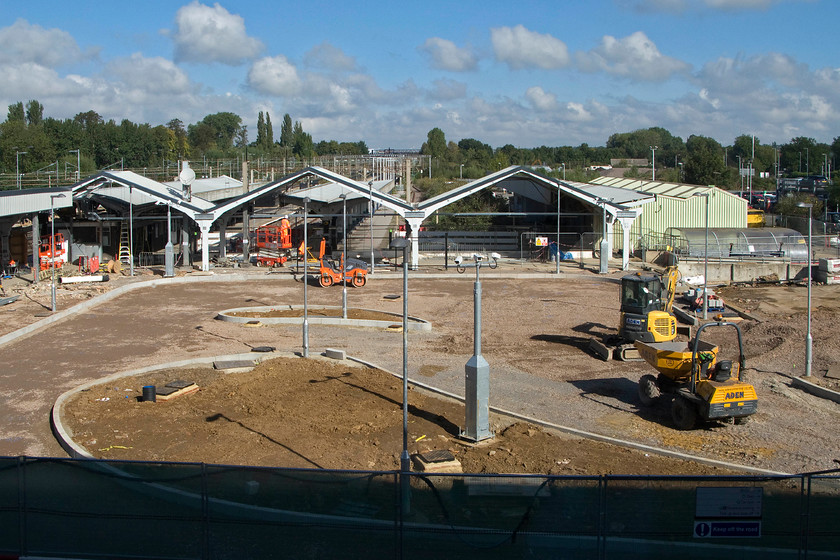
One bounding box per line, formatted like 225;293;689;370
694;521;761;538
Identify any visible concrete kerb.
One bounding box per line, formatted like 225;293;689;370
50;350;297;459
0;267;595;350
342;355;790;477
50;348;788;476
217;304;432;331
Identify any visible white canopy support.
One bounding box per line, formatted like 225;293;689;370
615;211;639;270
197;219;213;271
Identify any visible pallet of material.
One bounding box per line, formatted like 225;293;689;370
819;258;840;273
155;380;199;401
816;270;840;284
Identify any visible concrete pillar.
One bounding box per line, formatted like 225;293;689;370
218;220;227;259
0;220;12;270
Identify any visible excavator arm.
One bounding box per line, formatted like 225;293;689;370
662;265;680;313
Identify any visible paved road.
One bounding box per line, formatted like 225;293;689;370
0;267;617;459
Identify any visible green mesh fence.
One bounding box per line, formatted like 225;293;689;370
1;457;838;560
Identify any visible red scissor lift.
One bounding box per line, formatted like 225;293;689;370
39;233;67;271
252;218;293;267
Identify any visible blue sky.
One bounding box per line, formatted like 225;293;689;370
1;0;837;150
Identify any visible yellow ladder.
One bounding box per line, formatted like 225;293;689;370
118;223;132;266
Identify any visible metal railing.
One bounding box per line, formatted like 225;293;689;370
1;456;837;560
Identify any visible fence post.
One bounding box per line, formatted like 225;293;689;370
445;232;449;270
17;456;26;558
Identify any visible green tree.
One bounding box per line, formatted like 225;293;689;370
166;118;190;159
188;112;242;153
780;137;818;175
292;121;313;159
256;112;266;148
421;128;447;159
265;112;273;148
684;135;725;186
6;102;24;123
280;113;293;148
25;100;44;127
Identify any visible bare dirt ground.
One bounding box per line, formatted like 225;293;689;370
2;263;840;476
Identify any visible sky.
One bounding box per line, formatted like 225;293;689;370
0;0;837;151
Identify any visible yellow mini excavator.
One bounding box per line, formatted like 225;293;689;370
589;265;681;361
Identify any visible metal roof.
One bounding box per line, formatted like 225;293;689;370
0;187;73;219
590;176;720;199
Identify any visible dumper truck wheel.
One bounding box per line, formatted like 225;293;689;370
638;375;661;406
671;396;698;430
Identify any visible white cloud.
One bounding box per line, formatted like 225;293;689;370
491;25;570;70
171;1;263;65
576;31;690;81
419;37;477;72
105;54;192;95
428;78;467;101
526;86;558;111
0;19;95;67
248;55;302;96
304;42;357;72
696;53;812;94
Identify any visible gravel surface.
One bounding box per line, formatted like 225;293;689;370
1;264;839;475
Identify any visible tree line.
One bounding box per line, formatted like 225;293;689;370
0;100;369;184
420;126;838;193
1;99;837;196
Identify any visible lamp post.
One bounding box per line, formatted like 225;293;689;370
368;180;375;275
340;193;348;319
650;146;658;181
303;197;311;358
561;163;566;181
462;254;494;442
16;151;27;189
460;164;464;179
129;185;134;277
694;192;711;319
388;236;411;516
69;149;80;182
49;194;66;312
555;181;561;274
797;202;813;377
164;201;174;278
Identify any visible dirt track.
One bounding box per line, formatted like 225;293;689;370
1;266;839;475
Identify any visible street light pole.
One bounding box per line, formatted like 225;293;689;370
340;193;348;319
389;236;412;516
303;197;311;358
650;146;658;181
49;194;66;312
69;149;80;182
798;202;813;377
129;185;134;277
368;180;375;275
691;191;711;319
463;255;493;441
16;151;27;190
555;181;561;274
